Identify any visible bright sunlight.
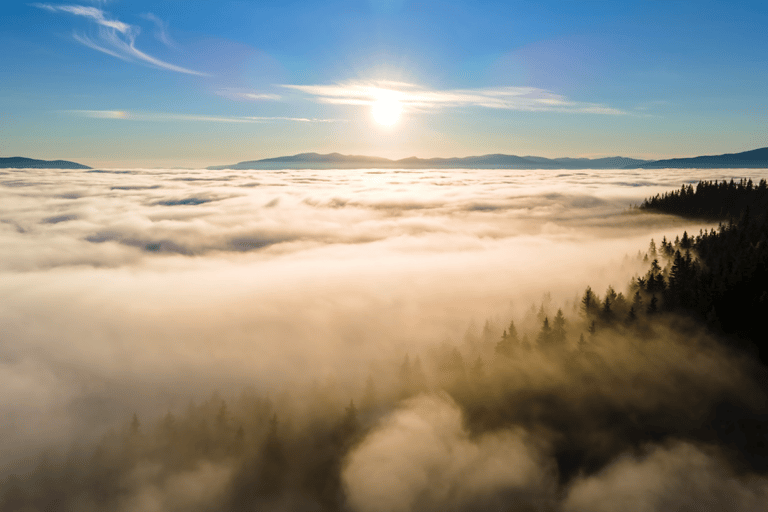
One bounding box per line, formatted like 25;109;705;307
371;92;403;127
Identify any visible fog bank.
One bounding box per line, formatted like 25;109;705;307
2;166;768;510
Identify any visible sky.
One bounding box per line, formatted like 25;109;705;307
1;0;768;167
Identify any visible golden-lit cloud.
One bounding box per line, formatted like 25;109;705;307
284;80;627;115
2;166;768;510
344;394;555;512
563;443;768;512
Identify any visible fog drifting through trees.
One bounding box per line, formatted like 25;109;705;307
2;167;768;511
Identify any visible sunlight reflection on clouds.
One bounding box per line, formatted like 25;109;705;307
1;166;766;467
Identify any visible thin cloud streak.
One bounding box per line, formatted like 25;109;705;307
283;80;627;115
64;110;343;123
215;89;283;102
32;3;132;32
32;3;208;76
140;12;175;49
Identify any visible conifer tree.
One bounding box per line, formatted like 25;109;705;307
613;292;628;317
581;286;597;317
495;320;519;357
506;319;518;341
601;288;614;322
647;295;658;315
625;306;636;324
552;309;566;343
257;414;286;497
632;290;643;312
537;317;552;345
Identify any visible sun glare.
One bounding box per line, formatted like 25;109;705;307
371;94;403;127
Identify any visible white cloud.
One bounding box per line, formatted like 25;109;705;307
283;80;627;115
33;3;208;76
33;3;132;32
2;165;768;484
215;88;283;102
140;12;175;49
63;109;342;123
563;443;768;512
343;394;555;512
241;93;282;100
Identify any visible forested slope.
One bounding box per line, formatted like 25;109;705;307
635;178;768;359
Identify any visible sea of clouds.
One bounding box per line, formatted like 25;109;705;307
2;166;767;510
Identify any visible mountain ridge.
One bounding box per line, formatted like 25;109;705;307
637;147;768;168
207;153;652;170
0;157;91;169
208;147;768;170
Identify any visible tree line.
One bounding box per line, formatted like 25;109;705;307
635;178;768;361
638;178;768;219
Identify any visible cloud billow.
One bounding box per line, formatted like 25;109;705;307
3;166;768;509
343;394;556;512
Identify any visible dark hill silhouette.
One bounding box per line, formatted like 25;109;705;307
0;157;91;169
209;147;768;170
256;152;393;164
208;153;650;170
636;147;768;169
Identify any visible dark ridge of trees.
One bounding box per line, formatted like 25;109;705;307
628;180;768;361
638;178;768;220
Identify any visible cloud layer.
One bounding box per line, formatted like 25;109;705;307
2;165;768;509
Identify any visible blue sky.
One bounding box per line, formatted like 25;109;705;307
1;0;767;167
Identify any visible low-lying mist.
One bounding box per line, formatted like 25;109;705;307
1;166;767;511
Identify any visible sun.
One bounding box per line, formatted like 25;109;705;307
371;94;403;127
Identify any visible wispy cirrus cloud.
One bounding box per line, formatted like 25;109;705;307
32;3;207;76
140;12;175;49
33;3;131;31
215;88;283;102
64;110;343;123
283;80;627;115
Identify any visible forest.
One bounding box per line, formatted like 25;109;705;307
636;178;768;359
2;179;768;512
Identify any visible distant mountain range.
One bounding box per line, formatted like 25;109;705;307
207;153;651;170
209;147;768;170
636;147;768;169
4;147;768;171
0;157;91;169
